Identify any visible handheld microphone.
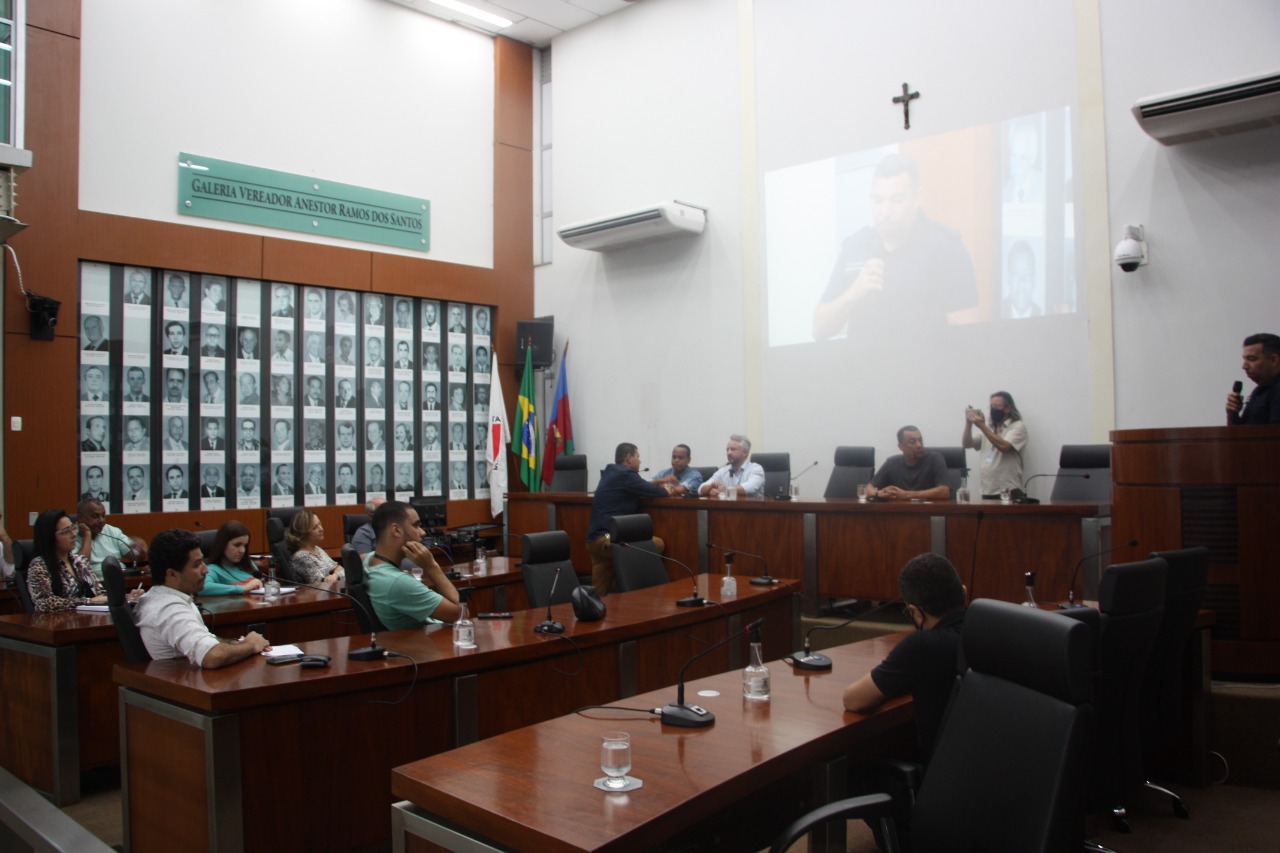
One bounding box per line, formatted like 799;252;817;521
706;541;777;586
1232;380;1243;396
656;617;765;727
1017;473;1091;504
267;568;388;660
617;542;704;606
789;614;860;671
535;567;565;634
1060;538;1138;609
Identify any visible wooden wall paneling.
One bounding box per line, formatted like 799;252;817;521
648;505;701;577
706;507;804;581
494;37;533;151
370;252;493;303
1112;485;1181;562
76;641;125;770
631;618;727;696
4;335;79;534
261;236;371;292
4;23;80;334
475;646;616;739
815;514;929;601
557;503;592;572
966;514;1083;605
28;0;80;37
1111;427;1280;486
0;645;55;790
493;144;534;291
75;212;265;282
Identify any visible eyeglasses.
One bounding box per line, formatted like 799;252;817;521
55;527;77;537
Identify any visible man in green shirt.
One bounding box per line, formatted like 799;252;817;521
75;498;148;577
364;501;462;630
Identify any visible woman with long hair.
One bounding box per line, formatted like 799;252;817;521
287;512;342;584
26;509;109;611
203;520;264;595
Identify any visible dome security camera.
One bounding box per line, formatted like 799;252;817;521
1114;225;1147;272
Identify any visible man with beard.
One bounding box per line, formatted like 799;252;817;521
962;392;1028;498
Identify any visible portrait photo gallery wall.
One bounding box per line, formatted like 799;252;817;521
78;262;496;514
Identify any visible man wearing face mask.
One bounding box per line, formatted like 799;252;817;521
843;553;966;764
961;391;1028;498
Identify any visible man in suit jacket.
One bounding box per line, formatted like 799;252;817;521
124;367;150;403
366;422;386;451
81;416;109;451
201;419;226;451
82;366;109;402
125;270;151;305
81;465;110;504
83;316;109;351
164;417;188;451
335;379;356;409
335;463;357;494
304;465;325;495
271;464;293;495
238;374;260;405
238;328;259;360
237;420;261;451
200;326;227;359
164;466;189;500
200;468;226;498
304;377;325;408
164;322;189;356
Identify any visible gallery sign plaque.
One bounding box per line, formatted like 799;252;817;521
177;152;431;252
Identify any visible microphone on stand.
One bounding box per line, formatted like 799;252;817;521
774;460;820;501
789;615;860;671
706;541;778;586
267;568;388;661
534;567;565;634
1060;538;1139;609
1014;473;1091;504
655;618;765;727
616;542;705;607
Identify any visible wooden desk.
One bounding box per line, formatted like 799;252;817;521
115;578;798;853
509;493;1110;614
391;635;911;853
0;586;355;805
448;556;529;613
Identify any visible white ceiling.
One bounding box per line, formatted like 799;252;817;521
385;0;636;48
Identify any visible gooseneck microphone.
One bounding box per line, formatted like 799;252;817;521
616;542;705;607
1060;538;1139;609
657;617;765;727
1016;473;1091;504
535;567;565;634
268;569;388;660
789;615;860;671
706;542;777;587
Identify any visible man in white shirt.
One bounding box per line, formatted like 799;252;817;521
135;529;269;668
699;434;766;498
75;498;148;576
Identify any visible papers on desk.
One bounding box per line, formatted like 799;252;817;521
76;605;110;612
250;587;297;595
263;645;304;658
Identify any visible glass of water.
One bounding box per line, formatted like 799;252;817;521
600;732;631;789
857;484;868;503
411;566;423;584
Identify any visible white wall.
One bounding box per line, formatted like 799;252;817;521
1100;0;1280;428
534;0;746;483
79;0;495;268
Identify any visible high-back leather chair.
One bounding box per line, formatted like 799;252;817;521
693;466;718;486
343;514;370;544
103;557;151;663
1140;547;1208;820
547;454;588;492
609;514;668;593
520;531;581;609
12;539;36;614
823;446;875;498
769;599;1094;853
194;528;218;562
1049;444;1112;502
266;516;294;581
1072;557;1167;831
935;446;966;494
752;452;791;497
341;544;387;633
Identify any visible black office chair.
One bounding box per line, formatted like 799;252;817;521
520;531;581;609
547;454;588;492
103;557;151;663
341;544;386;633
693;466;719;485
824;446;875;498
12;539;36;614
1139;547;1208;819
266;517;295;582
609;514;668;593
343;513;370;544
752;452;791;497
194;528;218;562
769;599;1094;853
1049;445;1112;502
1066;557;1166;833
935;446;966;494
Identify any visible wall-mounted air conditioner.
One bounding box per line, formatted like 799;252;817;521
557;201;706;251
1132;70;1280;145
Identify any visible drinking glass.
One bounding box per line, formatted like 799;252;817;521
856;484;868;503
411;566;424;584
600;732;631;789
1000;489;1012;504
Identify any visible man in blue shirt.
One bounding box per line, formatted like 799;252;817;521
699;434;766;498
587;443;674;593
651;444;703;497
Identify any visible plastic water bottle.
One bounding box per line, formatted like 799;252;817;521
453;600;476;648
263;577;281;602
721;552;737;597
474;546;488;575
742;625;770;701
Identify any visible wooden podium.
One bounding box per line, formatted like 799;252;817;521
1112;425;1280;676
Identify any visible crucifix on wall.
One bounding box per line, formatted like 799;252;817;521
893;82;920;130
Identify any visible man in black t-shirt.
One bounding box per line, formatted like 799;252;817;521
867;425;950;501
843;552;966;764
1226;332;1280;425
